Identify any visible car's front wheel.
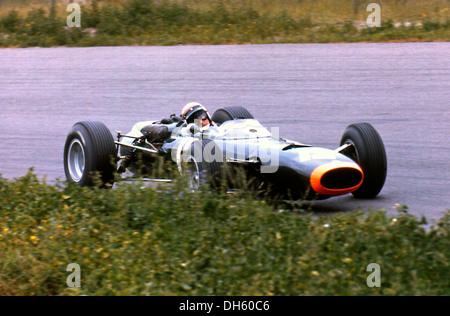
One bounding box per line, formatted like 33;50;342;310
64;121;117;187
340;122;387;199
181;139;223;190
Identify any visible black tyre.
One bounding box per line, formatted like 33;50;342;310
340;123;387;199
211;106;254;125
64;121;116;187
181;139;223;189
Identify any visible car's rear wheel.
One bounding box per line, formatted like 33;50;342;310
64;121;116;187
340;123;387;199
211;106;254;125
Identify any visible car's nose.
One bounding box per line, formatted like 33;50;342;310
310;161;364;196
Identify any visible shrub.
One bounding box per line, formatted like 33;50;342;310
1;0;448;47
1;9;21;33
0;170;448;295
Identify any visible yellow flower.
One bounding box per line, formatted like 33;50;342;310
3;228;9;233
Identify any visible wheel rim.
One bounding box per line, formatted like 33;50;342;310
185;155;200;190
67;139;86;182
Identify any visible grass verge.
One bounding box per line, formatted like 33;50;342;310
0;0;448;47
0;170;448;295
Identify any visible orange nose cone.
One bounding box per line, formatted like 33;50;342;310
310;161;364;196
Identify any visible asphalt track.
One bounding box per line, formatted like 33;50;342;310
0;43;449;221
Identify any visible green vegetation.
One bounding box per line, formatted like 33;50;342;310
0;170;448;295
0;0;448;47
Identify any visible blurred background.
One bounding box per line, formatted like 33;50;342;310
0;0;448;47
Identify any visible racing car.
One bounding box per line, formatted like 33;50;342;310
64;106;387;201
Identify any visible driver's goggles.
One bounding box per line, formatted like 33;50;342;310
193;111;208;121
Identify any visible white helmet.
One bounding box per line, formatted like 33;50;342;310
181;102;209;124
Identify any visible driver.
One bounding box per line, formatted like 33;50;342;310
181;102;212;127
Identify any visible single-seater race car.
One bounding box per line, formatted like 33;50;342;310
64;106;387;201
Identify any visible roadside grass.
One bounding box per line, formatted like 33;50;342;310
0;0;448;47
0;170;448;296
